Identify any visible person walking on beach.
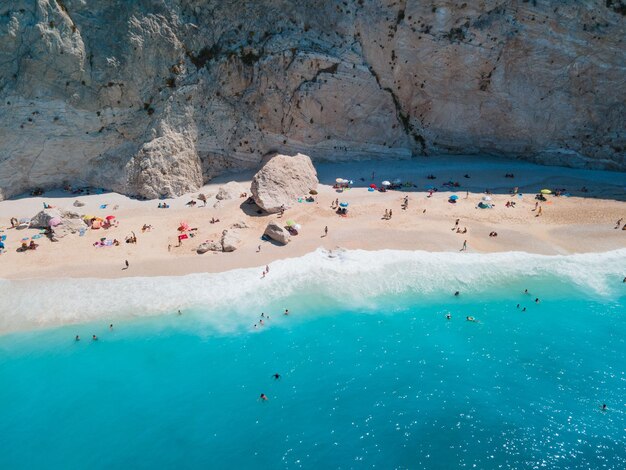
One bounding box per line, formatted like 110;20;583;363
536;206;542;217
124;259;129;270
323;226;328;237
384;209;389;219
389;209;393;219
452;218;460;231
460;240;467;251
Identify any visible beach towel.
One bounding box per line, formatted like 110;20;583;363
32;234;42;239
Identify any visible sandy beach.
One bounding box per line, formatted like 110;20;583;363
1;157;624;281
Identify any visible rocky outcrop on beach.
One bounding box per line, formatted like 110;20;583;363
216;182;246;201
30;207;87;240
263;220;291;245
0;1;624;200
221;229;242;252
251;153;318;213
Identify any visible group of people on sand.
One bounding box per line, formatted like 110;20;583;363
401;196;409;210
615;218;626;230
17;240;39;252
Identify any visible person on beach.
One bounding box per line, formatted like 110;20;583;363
257;245;261;252
124;260;129;269
262;271;266;278
536;206;542;217
452;219;460;230
324;226;328;237
266;265;269;273
460;240;467;251
384;209;389;219
389;209;393;219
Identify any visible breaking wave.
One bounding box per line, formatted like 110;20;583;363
1;248;625;334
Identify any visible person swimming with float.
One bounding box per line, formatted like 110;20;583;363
466;316;477;322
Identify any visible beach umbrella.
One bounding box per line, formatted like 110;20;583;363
369;183;377;188
83;214;94;220
381;181;391;186
294;224;302;230
286;220;296;227
482;196;492;201
178;222;189;232
335;178;344;183
540;189;552;194
339;202;349;208
48;217;62;227
105;215;116;220
450;195;459;200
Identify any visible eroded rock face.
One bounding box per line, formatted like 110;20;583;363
251;153;318;213
0;1;624;200
263;220;291;245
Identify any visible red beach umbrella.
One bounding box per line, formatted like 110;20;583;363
105;215;116;220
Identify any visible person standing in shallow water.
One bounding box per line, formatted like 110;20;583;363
460;240;467;251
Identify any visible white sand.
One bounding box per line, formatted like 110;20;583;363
1;156;624;280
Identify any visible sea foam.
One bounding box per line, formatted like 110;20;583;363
1;249;625;334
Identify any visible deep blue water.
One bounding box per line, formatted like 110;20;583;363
0;288;624;469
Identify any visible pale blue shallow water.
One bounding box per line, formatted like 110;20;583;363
0;251;625;469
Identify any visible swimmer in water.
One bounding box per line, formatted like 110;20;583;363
535;298;540;303
177;310;182;315
284;309;289;315
446;313;451;320
516;304;520;309
524;289;529;294
261;312;265;318
466;316;476;322
273;373;281;380
92;334;98;341
109;324;113;330
260;393;268;401
522;307;526;312
259;319;264;326
454;291;459;296
75;335;80;341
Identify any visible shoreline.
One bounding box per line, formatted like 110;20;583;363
1;247;625;335
0;156;624;281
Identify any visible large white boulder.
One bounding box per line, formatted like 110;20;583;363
263;220;291;245
251;153;318;214
221;229;242;252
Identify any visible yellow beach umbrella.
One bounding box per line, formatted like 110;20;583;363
540;189;552;194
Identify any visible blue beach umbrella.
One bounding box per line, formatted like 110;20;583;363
339;202;349;208
450;195;459;200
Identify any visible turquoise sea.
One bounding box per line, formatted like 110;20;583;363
1;249;625;469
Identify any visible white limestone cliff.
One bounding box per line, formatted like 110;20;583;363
0;0;624;200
